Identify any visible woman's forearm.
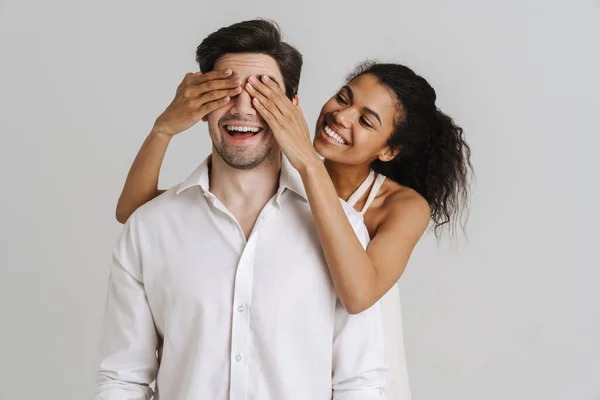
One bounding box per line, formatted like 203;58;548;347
299;161;379;314
115;130;171;223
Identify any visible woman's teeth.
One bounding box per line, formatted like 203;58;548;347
324;124;347;145
226;125;261;133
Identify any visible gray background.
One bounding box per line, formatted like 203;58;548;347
1;0;599;399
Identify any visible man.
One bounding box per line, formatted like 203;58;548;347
96;19;387;399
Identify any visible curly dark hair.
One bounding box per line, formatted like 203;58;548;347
347;61;473;236
196;19;302;100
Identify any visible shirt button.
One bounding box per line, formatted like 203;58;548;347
235;354;243;362
237;305;245;313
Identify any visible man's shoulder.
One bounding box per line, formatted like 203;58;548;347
129;185;198;224
288;195;368;247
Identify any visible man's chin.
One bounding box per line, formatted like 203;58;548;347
214;145;276;171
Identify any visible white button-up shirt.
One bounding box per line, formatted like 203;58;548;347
96;156;388;400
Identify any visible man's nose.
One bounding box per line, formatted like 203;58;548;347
230;87;257;117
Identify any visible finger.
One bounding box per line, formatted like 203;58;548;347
190;86;242;108
256;75;288;101
194;96;232;120
248;75;291;115
177;72;194;91
245;82;285;120
252;97;282;133
247;75;277;99
260;74;287;98
182;76;242;99
187;69;233;86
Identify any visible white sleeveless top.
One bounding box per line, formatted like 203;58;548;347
346;170;412;400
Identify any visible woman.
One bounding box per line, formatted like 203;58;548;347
116;61;472;398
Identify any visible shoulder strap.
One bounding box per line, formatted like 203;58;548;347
346;170;375;207
359;173;386;215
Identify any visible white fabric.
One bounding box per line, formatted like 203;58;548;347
345;170;412;400
346;169;376;208
346;172;388;216
95;156;388;400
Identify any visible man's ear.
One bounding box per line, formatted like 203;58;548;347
292;95;299;106
378;146;401;162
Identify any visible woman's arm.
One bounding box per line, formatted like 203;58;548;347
115;130;170;224
116;69;243;223
299;162;430;313
248;75;430;313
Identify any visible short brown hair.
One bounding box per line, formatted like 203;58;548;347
196;19;303;99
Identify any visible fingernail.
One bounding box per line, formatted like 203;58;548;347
262;75;269;82
249;76;257;83
224;69;232;75
246;83;253;90
232;78;241;85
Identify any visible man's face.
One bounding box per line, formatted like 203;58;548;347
207;53;286;170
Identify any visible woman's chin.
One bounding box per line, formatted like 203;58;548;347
313;135;328;154
314;136;340;162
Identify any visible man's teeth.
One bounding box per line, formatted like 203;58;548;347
226;125;260;133
324;124;347;145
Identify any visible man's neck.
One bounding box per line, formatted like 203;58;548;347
209;151;281;231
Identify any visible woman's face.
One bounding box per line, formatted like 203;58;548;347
314;73;400;166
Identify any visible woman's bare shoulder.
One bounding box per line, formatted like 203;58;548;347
380;179;430;219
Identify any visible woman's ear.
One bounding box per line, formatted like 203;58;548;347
293;95;299;106
378;146;401;162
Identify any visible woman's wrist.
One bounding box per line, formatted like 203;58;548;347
149;127;173;143
298;155;326;180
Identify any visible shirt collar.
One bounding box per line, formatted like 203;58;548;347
176;154;308;201
279;155;307;201
176;155;211;195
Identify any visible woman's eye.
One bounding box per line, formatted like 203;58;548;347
360;117;373;128
335;94;348;105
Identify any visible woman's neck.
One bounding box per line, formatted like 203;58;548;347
324;159;372;201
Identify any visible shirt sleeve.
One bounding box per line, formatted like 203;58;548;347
331;201;388;399
95;216;159;400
